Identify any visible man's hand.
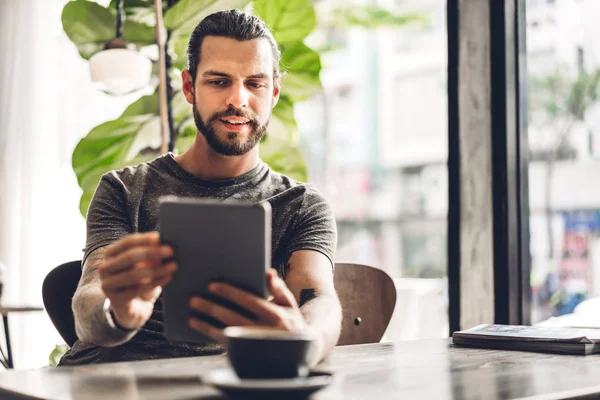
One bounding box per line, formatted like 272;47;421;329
99;232;177;330
188;269;308;342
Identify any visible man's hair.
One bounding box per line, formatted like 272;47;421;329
186;9;281;84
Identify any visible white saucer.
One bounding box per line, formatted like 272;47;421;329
202;368;334;396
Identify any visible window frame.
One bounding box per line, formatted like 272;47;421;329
447;0;531;332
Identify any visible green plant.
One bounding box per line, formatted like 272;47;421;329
49;344;70;367
323;4;426;29
62;0;323;217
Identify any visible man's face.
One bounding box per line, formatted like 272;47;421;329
183;36;280;156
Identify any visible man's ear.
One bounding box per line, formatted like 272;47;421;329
182;69;195;105
272;77;281;109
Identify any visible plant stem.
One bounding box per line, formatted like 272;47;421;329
115;0;124;38
165;30;176;152
154;0;170;155
165;0;177;152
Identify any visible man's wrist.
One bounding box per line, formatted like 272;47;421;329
103;298;139;333
306;327;326;367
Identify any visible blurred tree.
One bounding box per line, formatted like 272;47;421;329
528;59;600;258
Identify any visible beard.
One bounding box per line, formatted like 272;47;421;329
193;96;269;156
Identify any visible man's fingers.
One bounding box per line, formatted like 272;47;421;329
208;283;283;326
105;266;175;298
135;259;162;269
100;245;173;277
188;317;224;343
109;277;168;304
105;232;161;258
138;284;163;302
189;297;256;327
102;262;177;293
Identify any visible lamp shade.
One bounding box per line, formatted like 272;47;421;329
89;48;152;95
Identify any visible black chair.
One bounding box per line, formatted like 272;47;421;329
42;261;82;347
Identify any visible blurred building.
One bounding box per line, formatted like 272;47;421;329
298;0;600;331
526;0;600;322
297;0;450;340
298;0;448;282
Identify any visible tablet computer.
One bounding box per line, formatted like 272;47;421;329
159;196;271;343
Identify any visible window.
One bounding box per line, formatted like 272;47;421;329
527;0;600;325
298;0;449;339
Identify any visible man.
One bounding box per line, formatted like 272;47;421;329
59;9;342;366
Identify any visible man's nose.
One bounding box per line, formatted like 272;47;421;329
226;83;249;109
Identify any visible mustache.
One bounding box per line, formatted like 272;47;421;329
208;107;258;125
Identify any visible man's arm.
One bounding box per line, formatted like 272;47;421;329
284;250;342;364
72;233;177;347
72;247;137;347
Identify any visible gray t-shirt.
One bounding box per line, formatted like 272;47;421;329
59;153;336;366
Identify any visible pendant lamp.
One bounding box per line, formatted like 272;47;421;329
88;0;152;95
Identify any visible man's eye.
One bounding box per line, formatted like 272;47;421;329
209;80;227;86
248;82;265;89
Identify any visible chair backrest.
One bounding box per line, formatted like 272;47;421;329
41;260;397;347
42;261;82;347
334;263;397;346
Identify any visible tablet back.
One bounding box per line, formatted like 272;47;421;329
159;197;271;343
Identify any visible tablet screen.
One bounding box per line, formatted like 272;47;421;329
159;196;271;343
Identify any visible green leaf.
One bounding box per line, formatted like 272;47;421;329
62;0;156;60
253;0;316;45
326;5;426;29
171;91;192;125
123;7;157;26
280;43;322;101
168;33;190;71
174;120;197;153
281;43;320;77
78;187;94;219
49;344;70;367
121;92;159;117
108;0;159;25
78;153;157;217
261;96;305;180
73;116;151;182
72;113;162;216
62;1;115;59
122;20;156;45
260;140;307;182
118;89;190;137
270;95;299;143
109;0;154;8
164;0;250;36
282;72;321;101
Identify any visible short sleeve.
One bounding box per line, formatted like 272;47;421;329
285;186;337;269
82;174;131;266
